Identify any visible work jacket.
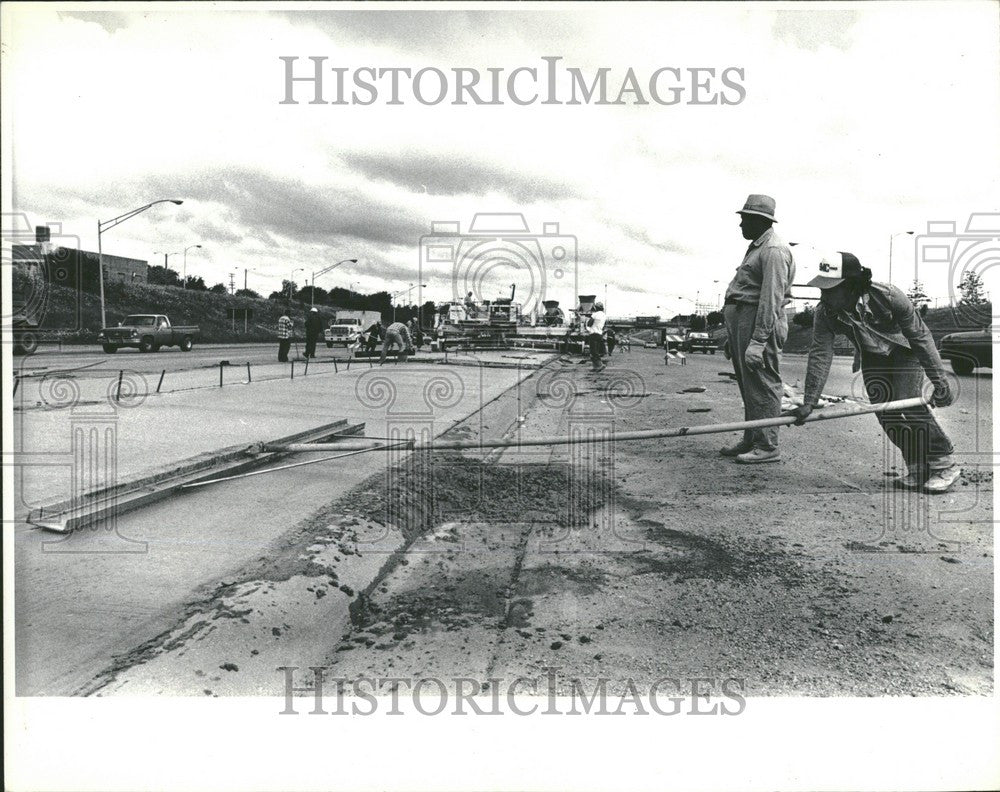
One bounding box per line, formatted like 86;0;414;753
804;282;948;405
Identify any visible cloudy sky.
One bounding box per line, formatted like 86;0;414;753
3;2;999;315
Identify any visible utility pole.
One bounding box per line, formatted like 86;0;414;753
228;273;235;295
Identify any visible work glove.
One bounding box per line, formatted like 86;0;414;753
782;403;814;426
744;339;765;369
930;378;954;408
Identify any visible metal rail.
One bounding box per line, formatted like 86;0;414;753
265;397;930;454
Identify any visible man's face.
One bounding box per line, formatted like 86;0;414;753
739;214;769;241
820;282;857;312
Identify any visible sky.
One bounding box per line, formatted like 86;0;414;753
3;1;999;317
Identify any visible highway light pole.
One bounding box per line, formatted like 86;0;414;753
289;267;304;301
98;199;183;328
183;244;202;289
887;230;914;287
310;258;357;307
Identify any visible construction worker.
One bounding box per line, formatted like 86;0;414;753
606;326;618;356
364;320;383;353
277;309;293;362
721;194;795;464
304;307;323;358
789;252;959;493
587;301;607;372
379;320;414;365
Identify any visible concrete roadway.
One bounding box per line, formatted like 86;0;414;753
14;342;354;377
12;349;552;695
42;348;991;698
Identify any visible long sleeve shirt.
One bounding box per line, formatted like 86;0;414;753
803;282;949;405
725;227;795;343
385;321;412;347
277;315;293;339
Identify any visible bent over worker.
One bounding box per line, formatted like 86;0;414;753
379;320;414;365
721;194;796;464
789;252;959;493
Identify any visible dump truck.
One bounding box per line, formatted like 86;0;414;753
325;310;381;348
98;315;199;353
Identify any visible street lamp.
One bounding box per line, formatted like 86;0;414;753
391;283;426;322
152;249;181;268
887;230;915;286
289;267;304;301
310;258;358;307
98;199;183;327
183;244;203;289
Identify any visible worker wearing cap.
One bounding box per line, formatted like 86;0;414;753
721;194;796;463
789;252;958;493
379;320;414;365
277;310;293;362
304;306;323;358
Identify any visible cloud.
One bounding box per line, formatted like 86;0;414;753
339;150;583;203
139;167;429;249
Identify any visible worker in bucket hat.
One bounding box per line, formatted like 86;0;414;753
788;251;959;493
720;194;796;464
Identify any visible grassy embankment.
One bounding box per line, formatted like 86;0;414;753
26;278;344;344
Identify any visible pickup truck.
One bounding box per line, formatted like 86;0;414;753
937;329;992;375
98;314;199;353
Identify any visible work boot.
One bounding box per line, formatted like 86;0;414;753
735;448;781;464
923;465;962;494
894;465;928;490
720;441;753;457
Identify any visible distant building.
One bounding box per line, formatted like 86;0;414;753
12;243;148;284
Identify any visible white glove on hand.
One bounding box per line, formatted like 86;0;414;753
744;339;766;369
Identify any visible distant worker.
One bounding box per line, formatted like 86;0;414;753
606;326;618;356
721;194;795;464
364;320;383;353
587;301;607;372
789;252;959;493
304;307;323;358
379;320;414;365
464;291;478;318
277;309;293;363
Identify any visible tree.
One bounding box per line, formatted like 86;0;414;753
269;280;297;300
148;264;182;287
792;306;815;328
296;285;328;305
959;271;985;305
184;275;208;291
235;288;261;299
705;310;724;328
209;283;227;294
906;279;930;310
689;314;707;331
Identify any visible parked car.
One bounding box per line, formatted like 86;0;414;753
682;332;717;354
98;314;199;353
937;329;992;374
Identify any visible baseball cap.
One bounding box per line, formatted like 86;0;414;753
807;252;863;289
